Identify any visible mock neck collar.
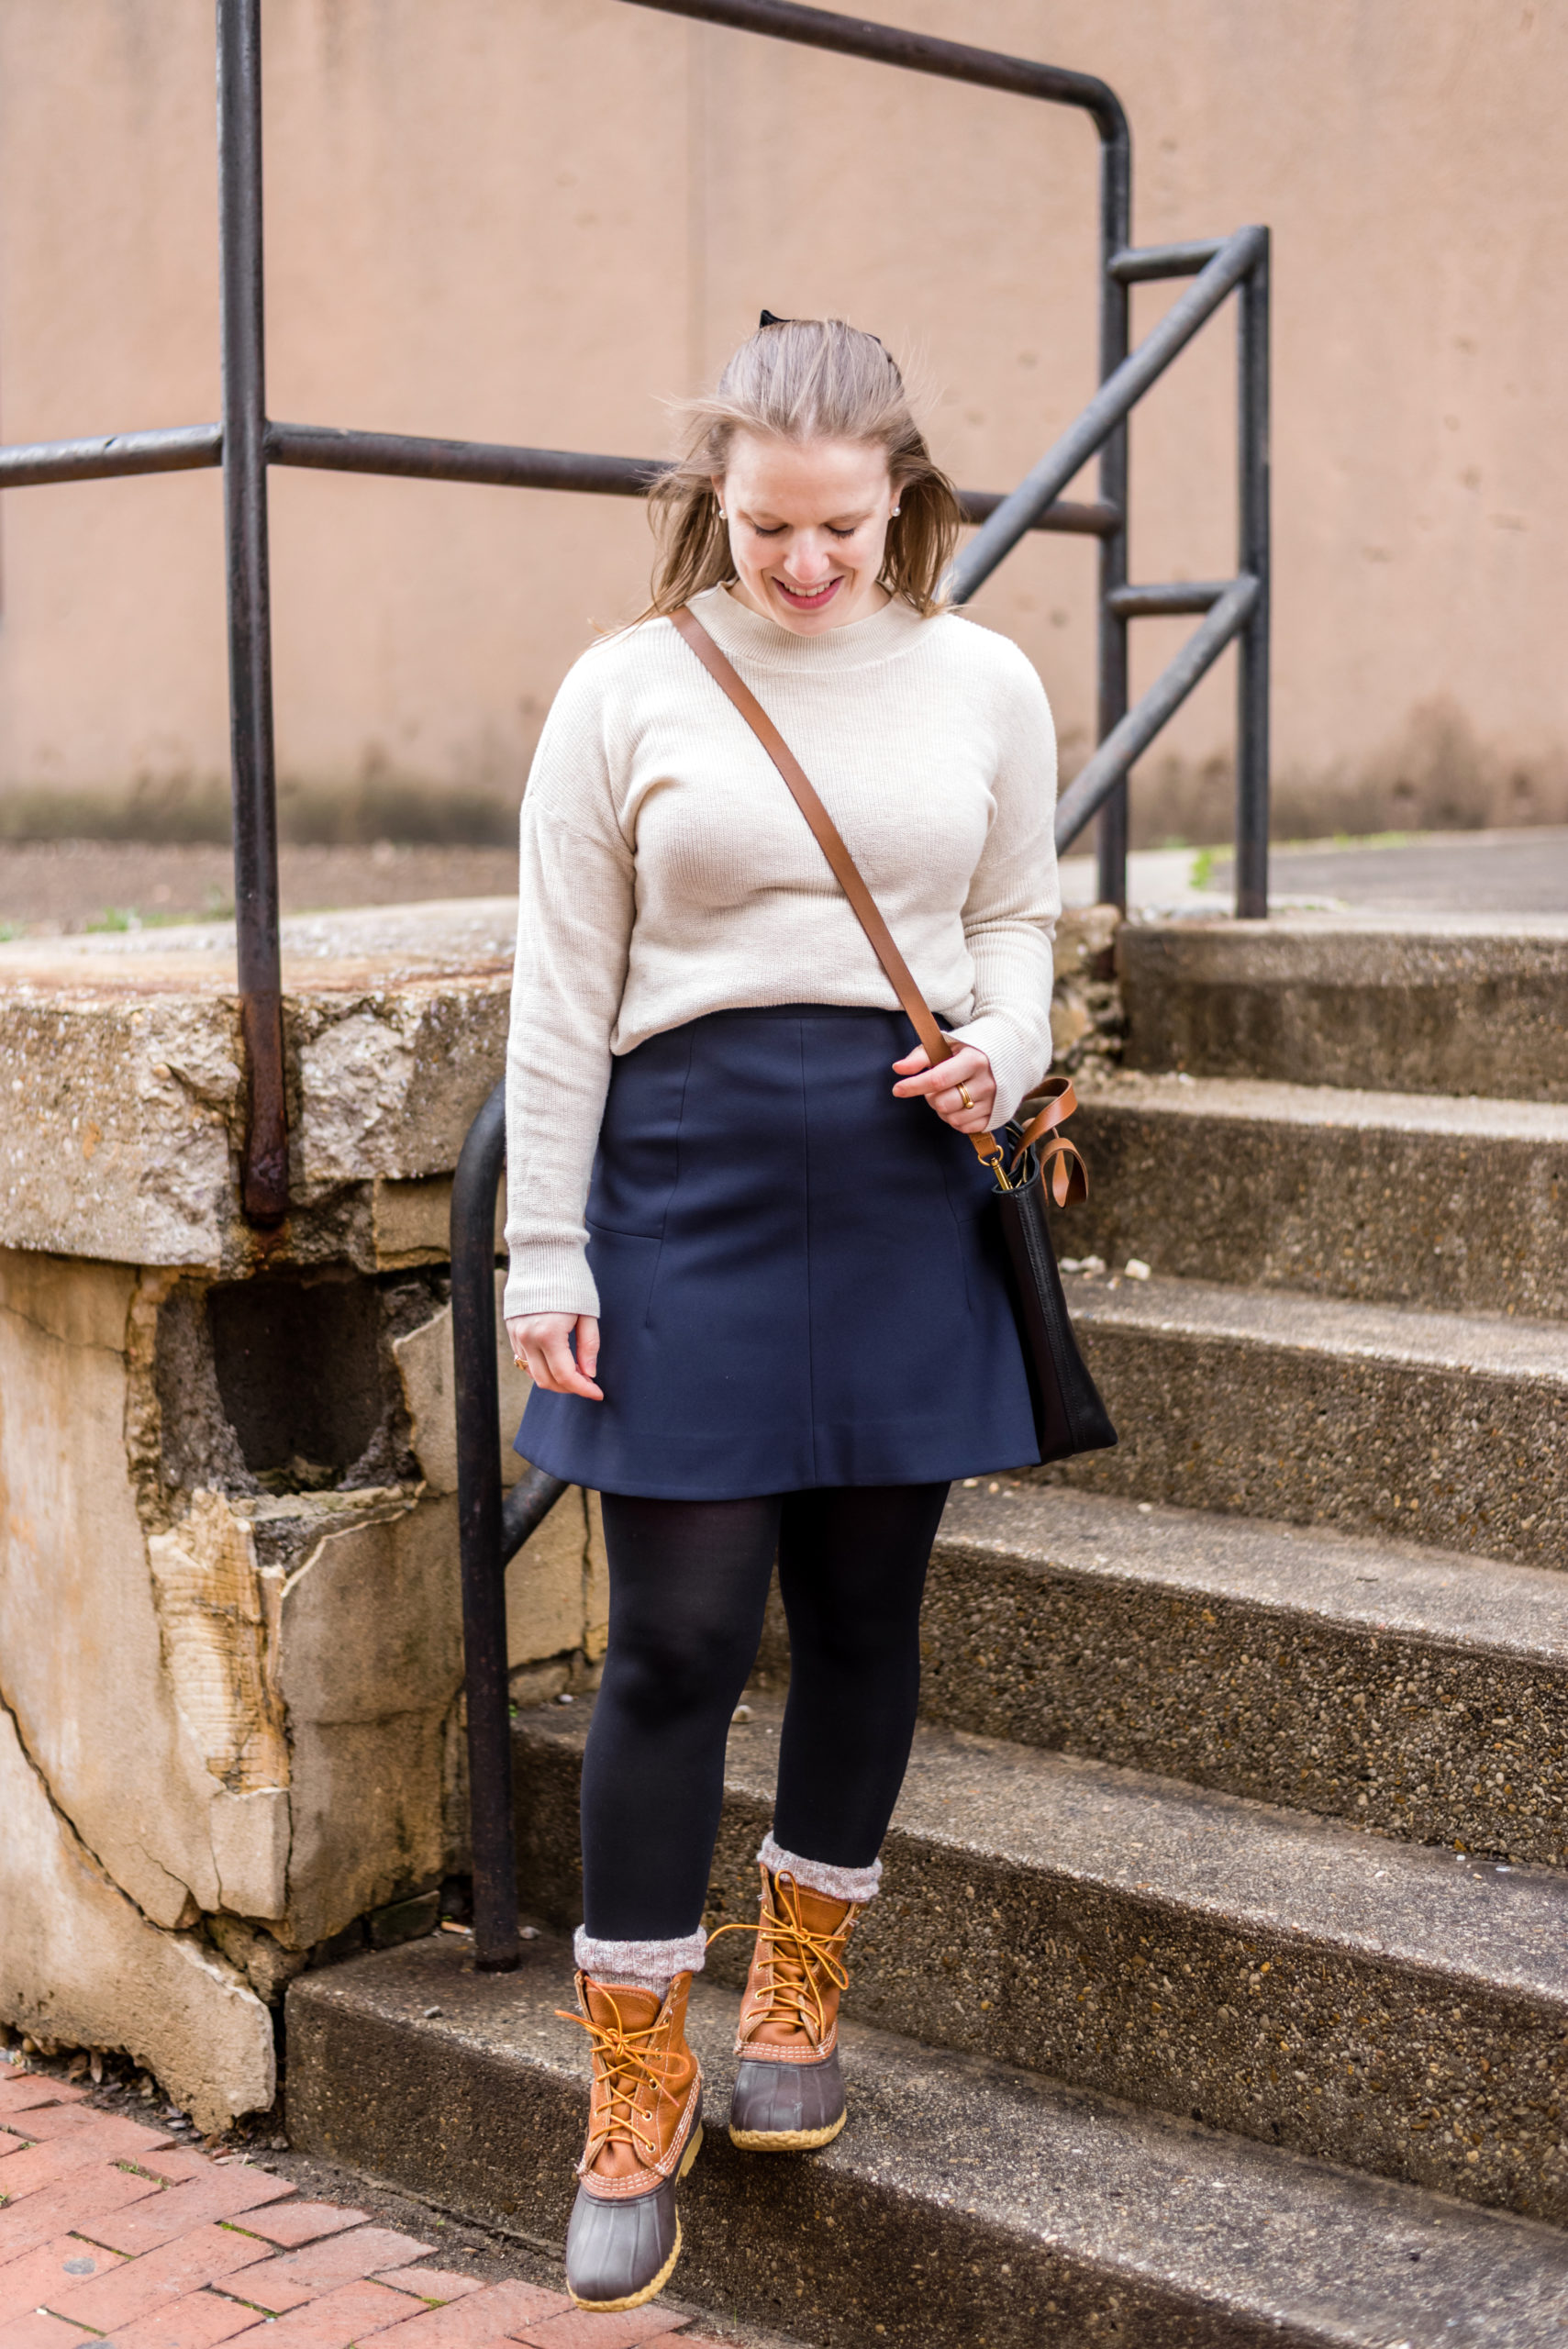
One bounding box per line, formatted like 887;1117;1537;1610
686;582;934;673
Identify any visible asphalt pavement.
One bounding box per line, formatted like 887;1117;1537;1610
1060;826;1568;918
1;825;1565;937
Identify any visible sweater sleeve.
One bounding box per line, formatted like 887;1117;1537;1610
502;660;636;1321
945;642;1062;1127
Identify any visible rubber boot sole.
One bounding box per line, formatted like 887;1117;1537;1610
567;2122;704;2313
728;2108;848;2154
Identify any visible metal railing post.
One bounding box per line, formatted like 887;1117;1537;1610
217;0;287;1225
450;1079;571;1965
1053;575;1259;848
451;1082;522;1972
1235;229;1272;918
947;230;1260;594
1095;128;1132;913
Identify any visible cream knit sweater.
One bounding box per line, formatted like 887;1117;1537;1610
503;584;1060;1321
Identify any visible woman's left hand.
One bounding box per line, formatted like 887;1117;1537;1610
891;1039;997;1134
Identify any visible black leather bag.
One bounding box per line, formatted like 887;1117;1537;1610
991;1080;1118;1463
671;604;1118;1468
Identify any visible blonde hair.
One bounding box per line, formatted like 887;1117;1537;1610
642;317;962;620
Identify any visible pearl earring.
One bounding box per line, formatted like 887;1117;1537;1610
891;506;901;517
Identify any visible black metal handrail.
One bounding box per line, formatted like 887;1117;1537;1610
947;226;1265;595
0;0;1268;1219
450;1084;567;1969
1053;575;1261;851
1;0;1270;1969
943;217;1270;912
0;418;1118;540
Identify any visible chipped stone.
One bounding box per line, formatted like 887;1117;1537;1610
147;1492;288;1795
392;1275;530;1497
0;1695;272;2132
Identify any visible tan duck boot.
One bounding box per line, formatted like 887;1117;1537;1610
557;1971;704;2310
717;1865;862;2151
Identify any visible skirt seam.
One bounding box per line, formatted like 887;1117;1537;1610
796;1012;819;1487
662;1022;698;1247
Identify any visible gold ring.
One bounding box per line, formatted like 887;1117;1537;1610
958;1084;974;1109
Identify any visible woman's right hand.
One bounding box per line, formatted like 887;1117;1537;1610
506;1312;604;1401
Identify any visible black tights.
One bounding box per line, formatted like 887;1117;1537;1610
581;1483;949;1942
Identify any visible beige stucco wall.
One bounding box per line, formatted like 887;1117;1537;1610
1;0;1563;844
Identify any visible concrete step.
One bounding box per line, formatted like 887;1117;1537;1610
1061;1072;1568;1320
1051;1271;1568;1571
509;1693;1568;2222
1118;916;1568;1100
922;1485;1568;1869
285;1930;1568;2349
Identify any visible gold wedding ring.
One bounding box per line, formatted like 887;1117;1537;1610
958;1083;974;1110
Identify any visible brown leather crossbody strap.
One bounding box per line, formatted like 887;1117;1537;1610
670;603;1002;1169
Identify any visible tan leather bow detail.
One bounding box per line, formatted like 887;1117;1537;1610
707;1873;852;2050
1011;1074;1089;1205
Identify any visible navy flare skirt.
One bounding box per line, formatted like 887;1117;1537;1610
516;1005;1041;1499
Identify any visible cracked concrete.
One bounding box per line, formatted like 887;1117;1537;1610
0;1252;229;1929
0;903;621;2125
0;1230;596;2117
0;1686;272;2134
0;901;514;1274
147;1491;289;1796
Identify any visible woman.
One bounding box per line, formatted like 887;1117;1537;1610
503;314;1059;2312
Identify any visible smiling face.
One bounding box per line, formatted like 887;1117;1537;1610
714;431;899;635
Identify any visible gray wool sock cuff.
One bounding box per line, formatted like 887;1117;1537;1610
759;1833;882;1906
573;1925;707;1986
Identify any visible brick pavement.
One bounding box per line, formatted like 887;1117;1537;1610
0;2074;745;2349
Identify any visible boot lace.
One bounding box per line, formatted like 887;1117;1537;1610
557;1990;682;2172
707;1872;850;2046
